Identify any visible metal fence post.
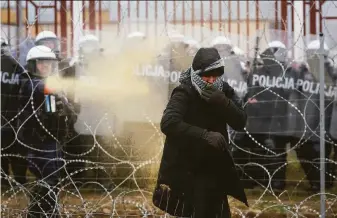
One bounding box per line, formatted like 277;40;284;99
319;32;326;218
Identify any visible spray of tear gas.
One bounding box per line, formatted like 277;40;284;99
43;24;175;189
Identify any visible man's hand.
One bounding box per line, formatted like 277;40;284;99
202;131;229;151
200;86;230;106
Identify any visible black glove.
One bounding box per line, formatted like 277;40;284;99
202;130;228;151
56;97;66;114
200;86;229;106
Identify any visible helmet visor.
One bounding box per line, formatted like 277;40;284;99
80;40;100;54
35;59;59;77
36;38;60;54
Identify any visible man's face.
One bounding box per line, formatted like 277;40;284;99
36;60;56;77
201;76;218;84
200;69;223;84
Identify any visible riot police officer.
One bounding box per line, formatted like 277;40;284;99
35;31;61;58
161;32;188;97
169;35;200;97
34;30;78;112
231;46;250;78
171;36;200;75
73;34;113;186
1;36;27;186
18;45;76;217
34;30;83;184
290;39;336;190
78;34;103;66
213;42;253;189
243;40;293;191
210;36;233;57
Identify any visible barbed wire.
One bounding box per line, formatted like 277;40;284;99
1;1;337;217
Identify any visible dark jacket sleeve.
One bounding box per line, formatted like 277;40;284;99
160;85;206;139
215;83;247;131
22;79;46;112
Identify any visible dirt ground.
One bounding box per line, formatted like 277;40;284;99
1;187;337;218
1;146;336;217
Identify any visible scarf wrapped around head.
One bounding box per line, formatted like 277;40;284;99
179;47;225;94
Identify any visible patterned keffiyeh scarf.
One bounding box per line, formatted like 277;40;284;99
179;59;224;94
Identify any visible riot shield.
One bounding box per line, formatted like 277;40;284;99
222;53;248;99
326;53;337;140
244;29;296;137
307;54;336;142
287;34;337;142
330;91;337;140
164;34;200;97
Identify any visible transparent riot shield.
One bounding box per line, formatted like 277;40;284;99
286;34;337;142
243;29;296;137
330;92;337;140
166;36;200;97
222;53;248;99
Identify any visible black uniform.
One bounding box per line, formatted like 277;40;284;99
18;72;75;217
288;59;336;190
153;48;248;218
242;48;294;191
220;54;253;189
1;49;27;186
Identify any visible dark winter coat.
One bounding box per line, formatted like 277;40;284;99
1;51;24;132
18;75;74;148
153;79;248;217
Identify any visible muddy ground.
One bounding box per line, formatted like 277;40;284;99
1;187;337;218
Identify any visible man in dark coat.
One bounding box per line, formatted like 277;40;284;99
153;47;248;218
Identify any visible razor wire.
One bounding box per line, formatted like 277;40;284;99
1;1;337;217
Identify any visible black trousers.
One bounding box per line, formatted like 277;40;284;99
1;130;28;186
233;134;288;190
63;135;87;183
191;175;231;218
27;141;62;218
294;139;334;189
65;135;113;190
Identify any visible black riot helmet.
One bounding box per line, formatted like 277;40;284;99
261;40;287;64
